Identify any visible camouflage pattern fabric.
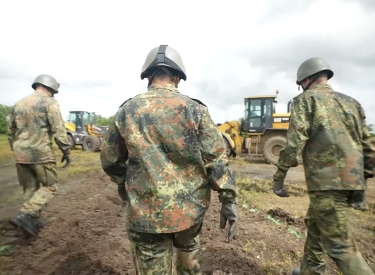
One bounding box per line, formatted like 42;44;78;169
7;91;71;164
16;163;59;218
276;83;375;191
100;83;237;234
128;222;202;275
299;191;374;275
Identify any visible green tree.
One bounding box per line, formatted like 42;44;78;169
0;104;12;134
97;115;115;126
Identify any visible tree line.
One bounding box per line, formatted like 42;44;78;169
1;103;375;136
0;104;115;134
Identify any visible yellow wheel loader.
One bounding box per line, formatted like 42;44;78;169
218;90;292;164
64;111;108;152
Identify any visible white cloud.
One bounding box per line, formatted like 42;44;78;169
1;0;375;125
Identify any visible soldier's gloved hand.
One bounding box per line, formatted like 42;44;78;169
350;190;365;209
350;177;369;209
219;197;238;242
61;154;71;168
118;184;129;205
272;168;289;197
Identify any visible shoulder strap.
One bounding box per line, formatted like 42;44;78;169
187;96;207;107
119;98;132;108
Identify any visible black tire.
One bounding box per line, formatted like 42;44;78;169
82;136;101;152
263;135;287;164
67;134;75;150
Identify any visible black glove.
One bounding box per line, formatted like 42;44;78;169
350;190;365;209
61;154;71;168
272;168;289;197
219;197;238;242
118;184;129;205
349;177;367;209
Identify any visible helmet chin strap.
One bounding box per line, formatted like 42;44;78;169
148;67;180;88
298;74;321;92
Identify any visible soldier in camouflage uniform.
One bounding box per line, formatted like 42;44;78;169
100;45;238;275
7;74;71;237
272;57;375;275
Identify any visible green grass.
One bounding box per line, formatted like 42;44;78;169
0;134;103;178
55;149;103;178
236;175;309;217
236;174;375;273
235;176;308;273
0;135;13;162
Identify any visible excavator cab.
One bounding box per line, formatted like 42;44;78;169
241;90;290;134
241;95;276;134
218;90;293;164
64;111;106;152
216;90;290;164
68;111;97;133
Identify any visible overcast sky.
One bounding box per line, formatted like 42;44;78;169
1;0;375;126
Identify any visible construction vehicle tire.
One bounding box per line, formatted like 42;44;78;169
263;135;287;164
82;136;101;152
67;134;75;150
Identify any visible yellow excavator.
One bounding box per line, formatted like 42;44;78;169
218;90;292;164
64;111;108;152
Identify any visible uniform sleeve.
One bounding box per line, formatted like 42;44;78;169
359;107;375;179
276;96;311;172
198;108;237;199
6;106;16;151
47;100;70;154
100;110;129;184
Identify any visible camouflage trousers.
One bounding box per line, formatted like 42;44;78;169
299;191;374;275
16;163;59;218
128;222;203;275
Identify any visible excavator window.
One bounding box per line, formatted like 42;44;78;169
68;112;77;124
83;113;90;126
88;113;97;125
249;99;262;128
264;99;273;128
68;112;84;132
242;97;274;133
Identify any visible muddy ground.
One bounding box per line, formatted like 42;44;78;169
0;154;375;275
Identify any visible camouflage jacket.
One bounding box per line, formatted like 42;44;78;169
276;83;375;191
100;83;237;234
7;91;70;164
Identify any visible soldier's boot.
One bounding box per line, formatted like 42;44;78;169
9;212;39;237
35;219;47;229
292;268;300;275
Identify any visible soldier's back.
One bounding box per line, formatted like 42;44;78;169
300;83;366;191
12;92;57;164
118;84;212;233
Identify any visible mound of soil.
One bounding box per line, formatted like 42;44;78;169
267;207;305;226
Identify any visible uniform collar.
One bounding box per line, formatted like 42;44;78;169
148;83;179;93
309;83;333;90
33;90;50;97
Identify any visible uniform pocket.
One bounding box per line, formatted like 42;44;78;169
42;163;59;191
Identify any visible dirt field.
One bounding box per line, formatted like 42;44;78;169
0;137;375;275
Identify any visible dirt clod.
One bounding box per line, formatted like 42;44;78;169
267;207;304;226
